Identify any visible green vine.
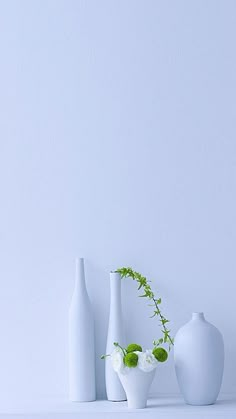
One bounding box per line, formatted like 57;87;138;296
116;267;174;351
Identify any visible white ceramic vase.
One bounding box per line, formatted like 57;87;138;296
118;368;156;409
105;272;126;401
174;312;224;405
69;258;96;402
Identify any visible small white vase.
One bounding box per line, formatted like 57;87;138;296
105;272;126;401
174;312;224;405
118;368;156;409
69;258;96;402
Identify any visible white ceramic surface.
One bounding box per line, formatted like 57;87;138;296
105;272;126;401
118;368;156;409
174;312;224;405
68;258;96;402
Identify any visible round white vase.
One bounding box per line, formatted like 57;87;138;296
118;368;156;409
174;312;224;405
105;272;126;401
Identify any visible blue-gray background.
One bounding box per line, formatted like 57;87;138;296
0;0;235;402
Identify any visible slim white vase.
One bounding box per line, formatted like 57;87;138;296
105;272;126;401
69;258;96;402
118;369;156;409
174;312;224;405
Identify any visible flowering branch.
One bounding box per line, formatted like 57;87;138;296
116;267;174;351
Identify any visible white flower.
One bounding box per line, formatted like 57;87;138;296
137;350;158;372
111;347;123;372
111;347;129;374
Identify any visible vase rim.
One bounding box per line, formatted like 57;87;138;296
192;312;205;320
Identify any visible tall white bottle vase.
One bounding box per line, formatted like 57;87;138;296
174;312;224;405
105;272;126;401
69;258;96;402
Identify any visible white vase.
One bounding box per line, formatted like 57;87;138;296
118;368;156;409
105;272;126;401
174;312;224;405
69;258;96;401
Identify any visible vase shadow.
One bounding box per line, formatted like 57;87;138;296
148;397;236;409
147;399;184;409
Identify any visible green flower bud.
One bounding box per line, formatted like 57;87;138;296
152;347;168;362
124;352;138;368
126;343;142;353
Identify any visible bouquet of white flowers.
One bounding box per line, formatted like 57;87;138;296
102;267;173;409
102;342;168;409
103;342;168;373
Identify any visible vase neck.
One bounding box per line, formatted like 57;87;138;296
74;257;87;296
109;272;122;309
192;312;205;321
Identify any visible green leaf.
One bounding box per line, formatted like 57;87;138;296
161;319;169;325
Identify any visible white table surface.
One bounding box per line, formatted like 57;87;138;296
0;394;235;419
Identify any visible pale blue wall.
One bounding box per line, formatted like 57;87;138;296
0;0;235;401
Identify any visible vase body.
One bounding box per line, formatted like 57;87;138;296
105;272;126;401
118;368;156;409
174;312;224;405
69;258;96;401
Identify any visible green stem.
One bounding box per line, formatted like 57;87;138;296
101;354;110;359
116;267;174;350
114;342;126;356
153;299;174;347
